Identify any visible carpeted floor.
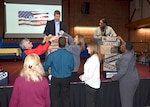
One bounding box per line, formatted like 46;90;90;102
0;58;150;86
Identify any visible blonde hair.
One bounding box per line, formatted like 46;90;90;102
77;34;85;51
87;39;102;61
20;54;45;82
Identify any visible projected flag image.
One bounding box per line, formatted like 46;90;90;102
18;11;49;26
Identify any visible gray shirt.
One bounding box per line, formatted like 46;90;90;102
113;50;140;82
63;33;81;72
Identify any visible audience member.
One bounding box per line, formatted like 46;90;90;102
139;51;150;66
60;31;86;81
19;36;54;61
111;41;140;107
43;10;66;36
43;37;74;107
79;39;101;107
9;54;50;107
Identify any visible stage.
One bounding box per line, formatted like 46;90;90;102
0;79;150;107
0;58;150;107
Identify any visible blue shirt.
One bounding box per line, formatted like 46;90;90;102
43;48;74;78
55;21;60;36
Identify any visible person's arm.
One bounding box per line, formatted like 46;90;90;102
110;27;117;37
25;36;56;55
118;36;125;43
43;54;53;72
66;45;81;56
59;30;74;45
112;55;131;80
66;34;74;45
24;42;50;56
94;28;101;38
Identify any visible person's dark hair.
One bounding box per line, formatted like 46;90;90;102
54;10;60;15
101;18;107;24
125;41;133;51
58;37;66;48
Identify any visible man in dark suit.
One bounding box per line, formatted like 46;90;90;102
43;10;66;36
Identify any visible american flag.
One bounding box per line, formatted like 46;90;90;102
18;11;49;26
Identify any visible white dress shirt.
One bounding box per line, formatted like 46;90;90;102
55;21;60;36
82;54;101;89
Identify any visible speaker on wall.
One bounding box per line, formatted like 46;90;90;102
81;2;90;14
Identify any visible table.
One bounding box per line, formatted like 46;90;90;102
0;48;22;56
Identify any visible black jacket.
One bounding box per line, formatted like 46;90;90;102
43;20;66;36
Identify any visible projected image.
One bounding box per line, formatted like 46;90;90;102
4;3;61;38
18;11;49;26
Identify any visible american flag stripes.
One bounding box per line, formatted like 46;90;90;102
18;11;49;26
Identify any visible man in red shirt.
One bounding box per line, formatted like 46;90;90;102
20;36;55;61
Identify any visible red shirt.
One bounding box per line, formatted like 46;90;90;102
24;42;50;55
9;76;50;107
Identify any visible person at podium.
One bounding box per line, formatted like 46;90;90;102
94;18;117;45
43;10;66;36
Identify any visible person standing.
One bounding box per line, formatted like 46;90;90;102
66;34;85;81
111;41;140;107
9;54;50;107
60;31;86;81
43;37;74;107
43;10;66;36
94;18;117;44
79;39;101;107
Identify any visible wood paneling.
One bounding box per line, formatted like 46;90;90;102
125;17;150;29
63;0;129;41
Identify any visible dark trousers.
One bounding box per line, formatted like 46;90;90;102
119;79;139;107
70;72;81;82
50;76;71;107
85;84;99;107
